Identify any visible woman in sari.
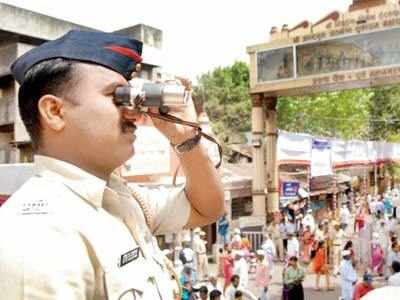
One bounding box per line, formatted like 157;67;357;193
313;241;333;291
370;233;384;276
223;248;234;292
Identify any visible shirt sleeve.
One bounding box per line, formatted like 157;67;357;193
135;184;191;235
0;220;95;300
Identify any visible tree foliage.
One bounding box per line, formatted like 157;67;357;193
193;61;251;147
278;90;372;139
368;86;400;141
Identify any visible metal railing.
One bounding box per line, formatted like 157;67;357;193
243;231;264;251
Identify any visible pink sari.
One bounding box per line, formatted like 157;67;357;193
370;244;384;274
223;255;234;286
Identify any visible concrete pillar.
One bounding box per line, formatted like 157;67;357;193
251;94;266;217
265;96;279;214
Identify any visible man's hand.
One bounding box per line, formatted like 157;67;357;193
149;94;198;145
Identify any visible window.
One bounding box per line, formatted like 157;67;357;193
257;47;294;82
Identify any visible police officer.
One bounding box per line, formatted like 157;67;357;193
0;30;224;299
193;228;208;281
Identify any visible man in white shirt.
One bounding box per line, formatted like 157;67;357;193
339;250;358;300
302;209;316;234
180;241;197;282
233;251;249;288
261;232;276;274
286;233;300;259
315;223;325;243
389;261;400;286
231;228;242;250
285;219;296;236
370;197;378;215
386;244;400;279
376;195;385;215
261;233;276;265
340;203;351;228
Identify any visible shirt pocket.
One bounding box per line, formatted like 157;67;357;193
104;264;148;300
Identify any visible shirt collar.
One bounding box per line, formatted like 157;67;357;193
34;155;108;208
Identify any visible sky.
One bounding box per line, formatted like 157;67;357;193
2;0;351;81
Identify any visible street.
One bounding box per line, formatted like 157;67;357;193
208;261;386;300
259;262;340;300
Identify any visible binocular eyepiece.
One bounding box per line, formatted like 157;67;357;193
113;78;189;113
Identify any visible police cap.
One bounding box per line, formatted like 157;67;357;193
11;30;143;85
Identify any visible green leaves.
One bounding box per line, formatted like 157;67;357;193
278;89;373;139
368;86;400;141
193;61;251;149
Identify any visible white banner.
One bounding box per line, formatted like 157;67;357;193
348;140;369;164
331;139;348;166
277;131;311;163
278;131;400;166
386;143;400;161
311;139;333;177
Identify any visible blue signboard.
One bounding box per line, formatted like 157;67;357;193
281;181;300;197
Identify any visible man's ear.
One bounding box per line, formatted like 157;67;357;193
38;95;66;131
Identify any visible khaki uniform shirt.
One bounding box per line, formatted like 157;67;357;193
267;224;281;240
192;236;206;255
0;155;191;300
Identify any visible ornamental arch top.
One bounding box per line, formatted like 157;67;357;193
247;0;400;97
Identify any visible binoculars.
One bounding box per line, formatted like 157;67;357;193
113;78;189;112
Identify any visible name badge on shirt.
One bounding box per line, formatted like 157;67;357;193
19;199;50;215
119;247;140;267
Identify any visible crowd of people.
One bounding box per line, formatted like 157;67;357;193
274;187;400;299
165;187;400;299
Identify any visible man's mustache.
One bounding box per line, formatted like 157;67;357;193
120;120;137;133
